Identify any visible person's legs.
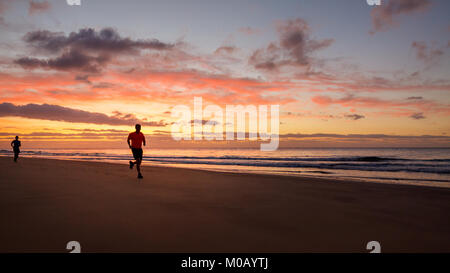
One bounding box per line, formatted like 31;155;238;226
131;148;143;178
136;158;142;175
13;150;19;162
130;148;139;168
136;149;143;178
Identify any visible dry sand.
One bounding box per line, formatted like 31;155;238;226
0;157;449;252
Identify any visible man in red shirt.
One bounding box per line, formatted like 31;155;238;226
127;124;146;179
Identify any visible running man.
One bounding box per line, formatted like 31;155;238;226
11;136;21;162
127;124;146;179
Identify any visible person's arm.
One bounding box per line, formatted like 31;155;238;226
127;134;132;148
11;141;13;147
143;135;146;146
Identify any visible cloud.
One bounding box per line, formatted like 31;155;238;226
410;112;426;120
0;68;297;106
190;119;220;126
344;114;365;120
238;27;260;35
29;0;51;14
0;131;124;137
249;18;333;71
15;49;109;73
64;128;129;133
0;102;167;126
411;41;444;65
109;69;297;105
370;0;432;34
407;96;423;100
74;74;91;84
23;28;174;53
15;28;174;72
311;94;450;116
214;46;237;55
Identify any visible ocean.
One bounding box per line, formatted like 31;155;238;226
1;148;449;188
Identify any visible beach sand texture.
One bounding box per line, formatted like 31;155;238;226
1;157;449;252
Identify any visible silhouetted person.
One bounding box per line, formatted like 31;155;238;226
127;124;146;179
11;136;21;162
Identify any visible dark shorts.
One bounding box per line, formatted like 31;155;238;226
131;148;143;161
13;148;20;154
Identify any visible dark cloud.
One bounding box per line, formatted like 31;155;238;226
15;49;109;73
23;30;68;52
344;114;365;120
249;18;333;71
15;27;174;72
29;0;51;14
74;74;91;84
214;46;237;55
370;0;432;33
409;71;420;78
23;27;174;53
92;82;114;89
191;119;220;126
0;102;168;127
407;96;423;100
45;89;73;95
410;112;426;120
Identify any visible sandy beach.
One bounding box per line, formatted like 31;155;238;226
0;156;449;253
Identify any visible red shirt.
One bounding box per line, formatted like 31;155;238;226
128;132;145;149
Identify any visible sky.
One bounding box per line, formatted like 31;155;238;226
0;0;449;148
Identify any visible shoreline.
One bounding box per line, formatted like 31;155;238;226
1;154;449;189
1;157;450;252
